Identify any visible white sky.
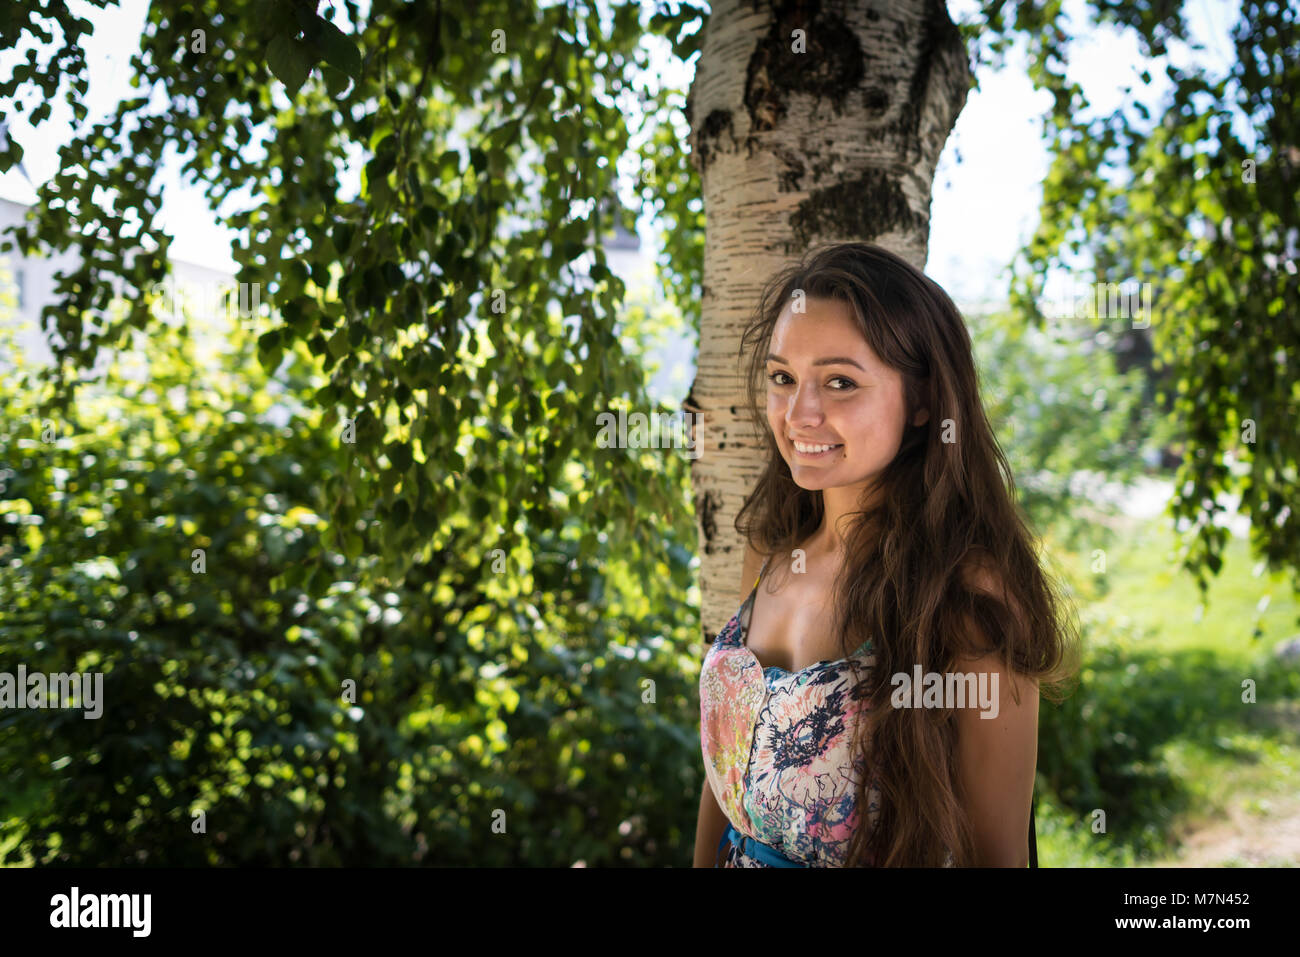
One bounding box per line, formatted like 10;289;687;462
0;0;1243;305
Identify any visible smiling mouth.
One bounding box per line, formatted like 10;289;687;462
791;440;842;457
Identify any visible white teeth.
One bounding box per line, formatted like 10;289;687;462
793;441;838;453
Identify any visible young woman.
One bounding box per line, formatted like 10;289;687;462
695;242;1080;867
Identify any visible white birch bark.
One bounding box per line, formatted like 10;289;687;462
682;0;972;639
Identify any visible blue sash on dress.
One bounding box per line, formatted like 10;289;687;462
717;822;811;868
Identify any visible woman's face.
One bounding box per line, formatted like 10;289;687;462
765;295;927;494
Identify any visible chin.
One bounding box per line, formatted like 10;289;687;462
786;466;834;491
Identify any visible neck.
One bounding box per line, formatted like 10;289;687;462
810;482;876;554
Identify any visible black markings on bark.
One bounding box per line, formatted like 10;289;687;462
695;108;735;173
774;147;808;191
861;85;890;117
697;488;723;554
683;384;703;414
788;168;925;246
884;0;967;159
743;0;866;135
806;147;838;183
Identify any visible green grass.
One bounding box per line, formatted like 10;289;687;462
1034;511;1300;867
1090;513;1299;658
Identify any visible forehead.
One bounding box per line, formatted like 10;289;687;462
770;296;874;359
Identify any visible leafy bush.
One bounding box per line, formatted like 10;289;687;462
0;291;702;866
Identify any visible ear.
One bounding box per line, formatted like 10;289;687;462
912;408;930;426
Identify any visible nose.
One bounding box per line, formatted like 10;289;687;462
785;381;824;431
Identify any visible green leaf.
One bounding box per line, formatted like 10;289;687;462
310;17;362;79
321;63;351;98
326;329;348;359
0;139;22;173
437;150;460;181
348;319;366;347
267;34;312;96
387;441;413;472
332;222;355;255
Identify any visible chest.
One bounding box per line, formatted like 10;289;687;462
743;565;851;673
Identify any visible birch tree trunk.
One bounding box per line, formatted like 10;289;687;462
682;0;972;640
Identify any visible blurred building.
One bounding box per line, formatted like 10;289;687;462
0;194;237;372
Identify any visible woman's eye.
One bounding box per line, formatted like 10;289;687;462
766;371;857;390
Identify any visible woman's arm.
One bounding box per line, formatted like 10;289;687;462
953;654;1039;866
953;557;1038;866
692;542;767;867
693;777;730;867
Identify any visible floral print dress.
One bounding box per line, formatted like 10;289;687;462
699;555;881;867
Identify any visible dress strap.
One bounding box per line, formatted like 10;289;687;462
739;554;771;630
746;554;771;602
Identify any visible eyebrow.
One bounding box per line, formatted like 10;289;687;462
765;353;867;372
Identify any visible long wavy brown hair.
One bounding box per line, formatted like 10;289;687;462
734;241;1081;867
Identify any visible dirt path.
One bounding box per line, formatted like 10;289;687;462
1149;792;1300;867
